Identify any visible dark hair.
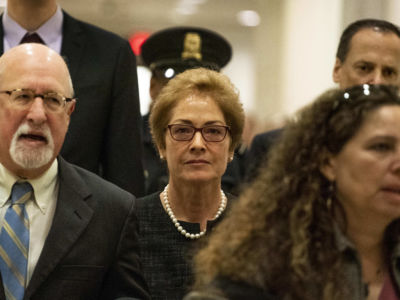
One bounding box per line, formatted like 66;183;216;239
192;85;400;300
336;19;400;62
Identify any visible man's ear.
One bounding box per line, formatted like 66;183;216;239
319;150;337;181
149;76;159;101
332;58;342;84
150;76;167;101
67;99;76;116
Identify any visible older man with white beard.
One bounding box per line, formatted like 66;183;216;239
0;44;149;300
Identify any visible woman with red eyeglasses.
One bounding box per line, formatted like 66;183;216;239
135;68;245;300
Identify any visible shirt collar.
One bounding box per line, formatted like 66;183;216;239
333;221;356;253
0;162;19;206
29;160;58;214
3;5;63;50
0;160;58;214
3;9;26;49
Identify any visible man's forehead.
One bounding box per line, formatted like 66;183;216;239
350;28;400;51
0;61;70;96
0;44;67;72
347;29;400;62
2;58;59;78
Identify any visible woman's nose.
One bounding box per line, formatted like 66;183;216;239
190;131;206;150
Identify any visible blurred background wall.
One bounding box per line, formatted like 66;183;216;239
3;0;399;137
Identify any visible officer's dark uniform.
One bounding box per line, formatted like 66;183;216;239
140;26;245;195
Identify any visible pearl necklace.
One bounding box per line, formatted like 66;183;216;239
162;184;227;239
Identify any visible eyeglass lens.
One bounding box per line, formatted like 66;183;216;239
169;124;228;142
9;89;65;111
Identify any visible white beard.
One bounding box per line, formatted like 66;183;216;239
9;123;54;169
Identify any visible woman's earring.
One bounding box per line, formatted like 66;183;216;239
327;181;334;210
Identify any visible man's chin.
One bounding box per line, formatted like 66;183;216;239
10;145;54;170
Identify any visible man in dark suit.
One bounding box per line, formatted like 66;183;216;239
0;44;149;299
245;18;400;182
1;0;145;197
140;26;246;195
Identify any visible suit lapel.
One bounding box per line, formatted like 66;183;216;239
24;157;94;298
60;11;85;80
0;273;4;300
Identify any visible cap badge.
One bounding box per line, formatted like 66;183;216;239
182;32;202;61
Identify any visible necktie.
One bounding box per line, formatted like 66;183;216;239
19;32;45;44
0;182;32;300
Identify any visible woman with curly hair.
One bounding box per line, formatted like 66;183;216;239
186;84;400;300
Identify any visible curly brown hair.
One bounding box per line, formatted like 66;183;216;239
192;85;400;300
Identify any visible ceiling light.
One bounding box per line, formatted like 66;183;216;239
237;10;260;27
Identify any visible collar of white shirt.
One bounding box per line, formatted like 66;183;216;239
3;5;63;53
0;159;58;214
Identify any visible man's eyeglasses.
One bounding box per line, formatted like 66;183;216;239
167;124;230;142
0;88;76;112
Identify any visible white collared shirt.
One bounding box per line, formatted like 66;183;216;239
0;160;59;283
3;5;63;53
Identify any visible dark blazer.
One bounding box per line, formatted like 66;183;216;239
0;157;150;300
0;12;145;197
244;128;283;182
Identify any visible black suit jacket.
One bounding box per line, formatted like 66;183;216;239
0;12;145;197
244;128;283;182
0;157;150;300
